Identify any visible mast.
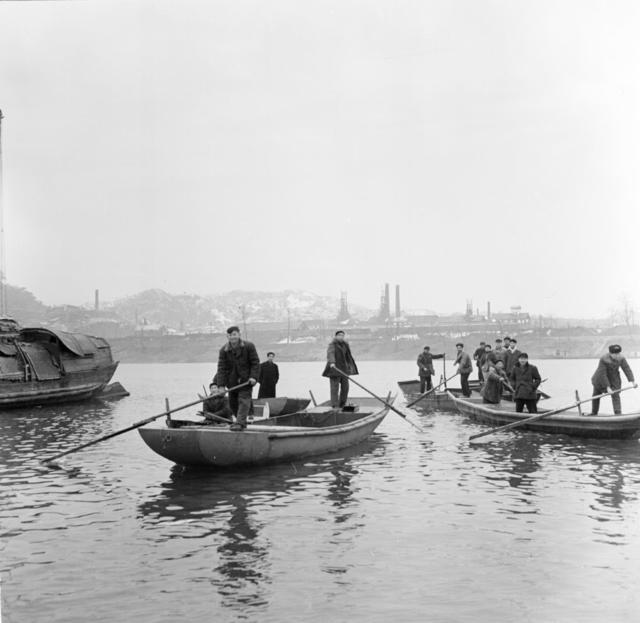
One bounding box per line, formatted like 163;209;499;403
0;109;6;316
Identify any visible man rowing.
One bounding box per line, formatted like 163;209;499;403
322;330;359;408
216;325;260;431
481;360;510;405
589;345;637;415
453;342;473;397
416;346;445;393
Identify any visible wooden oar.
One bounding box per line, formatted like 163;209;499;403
406;373;459;408
469;384;637;441
42;381;251;464
332;368;422;431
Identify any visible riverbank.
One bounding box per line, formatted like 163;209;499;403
109;333;640;363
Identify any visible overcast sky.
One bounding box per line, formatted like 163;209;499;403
0;0;638;317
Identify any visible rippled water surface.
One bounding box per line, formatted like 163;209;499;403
2;360;640;622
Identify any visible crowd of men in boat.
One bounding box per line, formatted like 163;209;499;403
206;326;637;431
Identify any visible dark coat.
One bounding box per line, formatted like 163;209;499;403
509;362;541;399
417;351;444;377
473;347;485;367
322;339;358;378
492;348;508;366
216;340;260;388
258;361;279;398
481;367;509;404
454;351;473;374
591;354;634;390
505;348;522;374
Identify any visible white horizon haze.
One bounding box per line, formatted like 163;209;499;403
1;0;639;318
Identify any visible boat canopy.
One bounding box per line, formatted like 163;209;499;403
19;327;109;357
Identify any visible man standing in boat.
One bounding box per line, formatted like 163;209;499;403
473;341;486;382
589;345;637;415
453;343;473;397
505;338;521;375
258;351;279;399
416;345;445;393
216;326;260;431
509;352;541;413
323;330;359;408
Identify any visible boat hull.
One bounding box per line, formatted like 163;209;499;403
449;393;640;440
139;398;389;468
0;363;119;409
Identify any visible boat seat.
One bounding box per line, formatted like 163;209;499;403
307;406;334;414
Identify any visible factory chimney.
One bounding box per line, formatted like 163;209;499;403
486;301;491;320
95;289;100;311
384;283;390;318
395;285;401;318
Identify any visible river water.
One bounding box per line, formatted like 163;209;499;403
1;359;639;622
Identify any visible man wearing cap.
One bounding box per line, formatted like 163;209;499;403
590;345;637;415
258;351;279;399
416;345;445;393
481;360;510;405
505;339;522;375
493;339;508;366
203;374;234;423
322;330;359;408
509;353;541;413
473;342;486;382
216;326;260;431
453;343;473;397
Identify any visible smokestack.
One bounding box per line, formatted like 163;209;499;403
384;283;390;317
487;301;491;320
95;289;100;311
395;284;401;318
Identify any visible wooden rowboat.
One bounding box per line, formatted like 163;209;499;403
397;379;550;411
139;396;391;468
449;393;640;440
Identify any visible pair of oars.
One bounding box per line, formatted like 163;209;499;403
41;381;251;464
332;368;422;431
405;373;459;408
469;384;637;441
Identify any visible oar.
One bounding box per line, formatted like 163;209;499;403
406;373;458;408
42;381;251;464
469;384;637;442
332;368;422;431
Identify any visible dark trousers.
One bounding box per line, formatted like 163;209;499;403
460;372;471;397
229;387;253;425
477;366;484;383
419;375;433;394
592;384;621;415
515;398;537;413
330;376;349;408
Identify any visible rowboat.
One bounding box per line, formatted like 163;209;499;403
449;393;640;440
398;379;550;411
139;396;391;468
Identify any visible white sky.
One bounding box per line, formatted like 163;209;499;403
0;0;639;316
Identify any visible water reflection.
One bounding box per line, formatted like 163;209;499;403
137;438;386;617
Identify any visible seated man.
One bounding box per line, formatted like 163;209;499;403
202;374;233;423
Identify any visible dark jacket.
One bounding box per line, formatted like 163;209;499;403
505;348;521;374
417;351;444;377
258;361;279;398
481;366;509;404
492;348;508;366
591;354;634;390
509;362;541;399
454;351;473;374
322;339;358;378
216;340;260;388
473;347;485;366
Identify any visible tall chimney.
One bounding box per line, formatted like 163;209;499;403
384;283;390;318
395;284;401;318
95;289;100;311
487;301;491;320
